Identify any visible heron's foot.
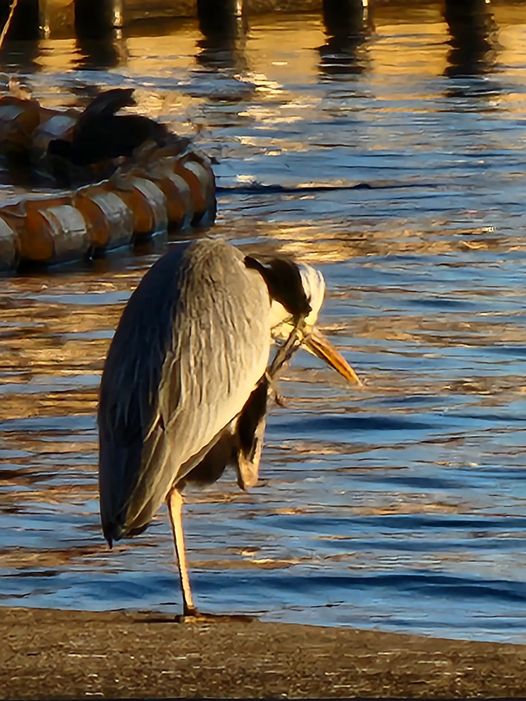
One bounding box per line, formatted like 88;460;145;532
175;603;201;622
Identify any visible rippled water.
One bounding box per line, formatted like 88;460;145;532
2;1;526;643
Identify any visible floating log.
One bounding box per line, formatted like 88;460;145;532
107;176;168;239
74;187;135;251
0;91;216;272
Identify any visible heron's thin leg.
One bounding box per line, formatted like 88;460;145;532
167;489;197;617
265;318;306;406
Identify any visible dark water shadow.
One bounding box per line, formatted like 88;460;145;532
319;0;372;80
139;612;255;624
443;0;501;100
0;39;40;74
196;8;248;74
74;33;128;71
0;1;40;42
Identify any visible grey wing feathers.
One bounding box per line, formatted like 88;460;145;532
182;377;269;491
235;378;268;489
98;238;271;543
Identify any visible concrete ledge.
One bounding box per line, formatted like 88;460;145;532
2;606;526;698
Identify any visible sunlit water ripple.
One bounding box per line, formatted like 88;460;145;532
1;3;526;642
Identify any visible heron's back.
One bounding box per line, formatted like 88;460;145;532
98;238;271;544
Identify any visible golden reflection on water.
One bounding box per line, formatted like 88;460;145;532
1;2;526;638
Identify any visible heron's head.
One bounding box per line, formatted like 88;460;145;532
246;255;361;386
272;263;361;385
269;262;325;339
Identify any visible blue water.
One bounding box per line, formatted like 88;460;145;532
1;2;526;642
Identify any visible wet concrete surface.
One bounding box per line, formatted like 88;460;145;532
3;606;526;698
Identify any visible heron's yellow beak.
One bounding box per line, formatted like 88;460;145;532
304;327;362;386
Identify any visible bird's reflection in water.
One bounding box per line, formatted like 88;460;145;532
196;2;248;73
319;0;372;80
443;0;500;98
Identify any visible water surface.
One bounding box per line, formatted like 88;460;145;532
1;1;526;643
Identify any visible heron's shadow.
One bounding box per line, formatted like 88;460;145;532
137;612;256;624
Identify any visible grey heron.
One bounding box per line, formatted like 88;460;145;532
98;237;360;617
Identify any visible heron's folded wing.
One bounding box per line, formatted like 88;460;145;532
98;239;271;541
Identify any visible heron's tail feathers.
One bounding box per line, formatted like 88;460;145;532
99;423;175;547
102;517;149;548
